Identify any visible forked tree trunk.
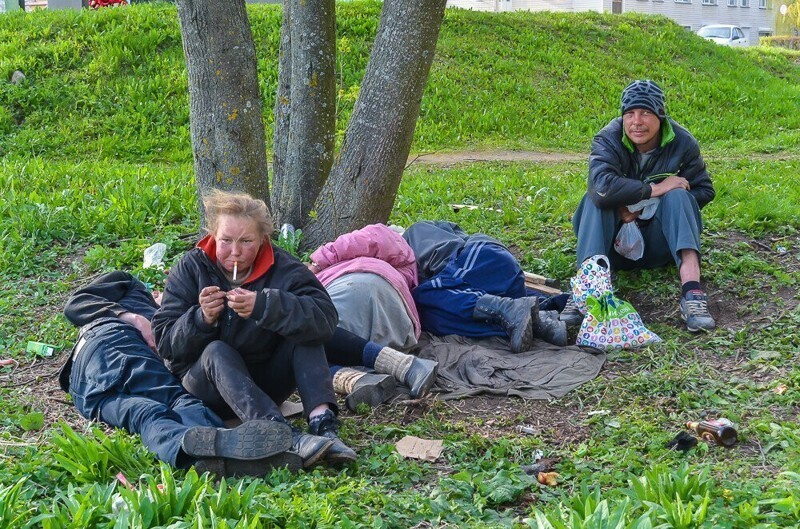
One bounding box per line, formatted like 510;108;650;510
302;0;448;249
176;0;270;225
271;0;336;229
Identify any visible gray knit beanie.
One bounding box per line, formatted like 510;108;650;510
620;80;667;119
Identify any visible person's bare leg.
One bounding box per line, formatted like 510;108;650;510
679;249;701;284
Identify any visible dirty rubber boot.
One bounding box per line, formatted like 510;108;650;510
534;310;568;347
473;294;538;353
308;409;357;465
194;451;303;478
333;368;396;412
403;357;439;398
374;347;439;399
181;419;292;460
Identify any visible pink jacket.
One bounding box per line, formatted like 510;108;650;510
311;224;420;338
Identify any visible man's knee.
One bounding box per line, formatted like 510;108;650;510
660;189;698;212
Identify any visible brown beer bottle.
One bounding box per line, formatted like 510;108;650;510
686;419;738;447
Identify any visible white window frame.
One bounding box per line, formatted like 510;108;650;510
727;0;736;6
674;0;691;4
740;0;749;7
701;0;717;5
758;0;766;7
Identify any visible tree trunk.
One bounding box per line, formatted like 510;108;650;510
271;0;336;230
302;0;447;249
272;1;292;217
176;0;270;226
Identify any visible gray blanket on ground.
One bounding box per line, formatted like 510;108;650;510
416;332;606;400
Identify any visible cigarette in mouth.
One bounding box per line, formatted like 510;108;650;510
233;261;238;281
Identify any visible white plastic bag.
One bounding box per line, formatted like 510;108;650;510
143;243;167;269
614;222;644;261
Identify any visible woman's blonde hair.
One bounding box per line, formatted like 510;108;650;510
202;189;274;240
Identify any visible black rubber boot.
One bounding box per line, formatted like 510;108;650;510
308;409;357;465
404;357;438;398
335;370;396;412
534;310;568;347
473;294;538;353
181;420;292;460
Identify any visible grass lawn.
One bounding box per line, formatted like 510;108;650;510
1;2;799;527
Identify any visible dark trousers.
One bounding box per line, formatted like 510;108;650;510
182;339;337;422
323;327;370;367
573;189;703;271
69;323;223;468
413;241;527;338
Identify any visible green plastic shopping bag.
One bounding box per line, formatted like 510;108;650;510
576;292;661;351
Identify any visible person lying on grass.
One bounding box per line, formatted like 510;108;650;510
403;220;569;352
570;80;716;332
59;271;299;477
308;223;438;411
151;189;355;468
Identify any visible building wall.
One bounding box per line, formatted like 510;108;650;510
447;0;774;44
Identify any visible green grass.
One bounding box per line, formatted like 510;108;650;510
1;2;800;527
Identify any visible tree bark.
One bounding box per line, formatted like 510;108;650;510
302;0;448;249
176;0;270;225
272;1;292;217
271;0;336;230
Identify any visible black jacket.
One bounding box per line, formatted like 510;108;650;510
59;271;158;391
152;238;338;378
587;117;715;210
64;271;158;326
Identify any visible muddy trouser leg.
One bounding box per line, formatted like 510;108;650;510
181;340;284;422
573;193;619;266
250;340;339;419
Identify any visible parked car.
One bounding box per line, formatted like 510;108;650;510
697;25;749;47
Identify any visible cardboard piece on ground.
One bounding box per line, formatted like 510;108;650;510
395;436;444;462
279;400;304;418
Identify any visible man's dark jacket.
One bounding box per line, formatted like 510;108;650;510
152;237;338;378
587;117;715;210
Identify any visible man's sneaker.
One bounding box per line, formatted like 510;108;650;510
680;290;716;332
181;420;292;460
308;409;357;465
558;297;584;328
194;451;303;478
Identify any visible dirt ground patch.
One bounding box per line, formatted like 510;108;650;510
407;150;585;167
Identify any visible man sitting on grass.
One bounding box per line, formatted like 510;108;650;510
59;271;300;477
571;80;716;332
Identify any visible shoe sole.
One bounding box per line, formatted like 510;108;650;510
183;420;292;460
195;451;304;478
345;376;396;412
680;312;715;333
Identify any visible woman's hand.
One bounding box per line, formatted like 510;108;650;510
199;286;227;325
227;288;257;319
